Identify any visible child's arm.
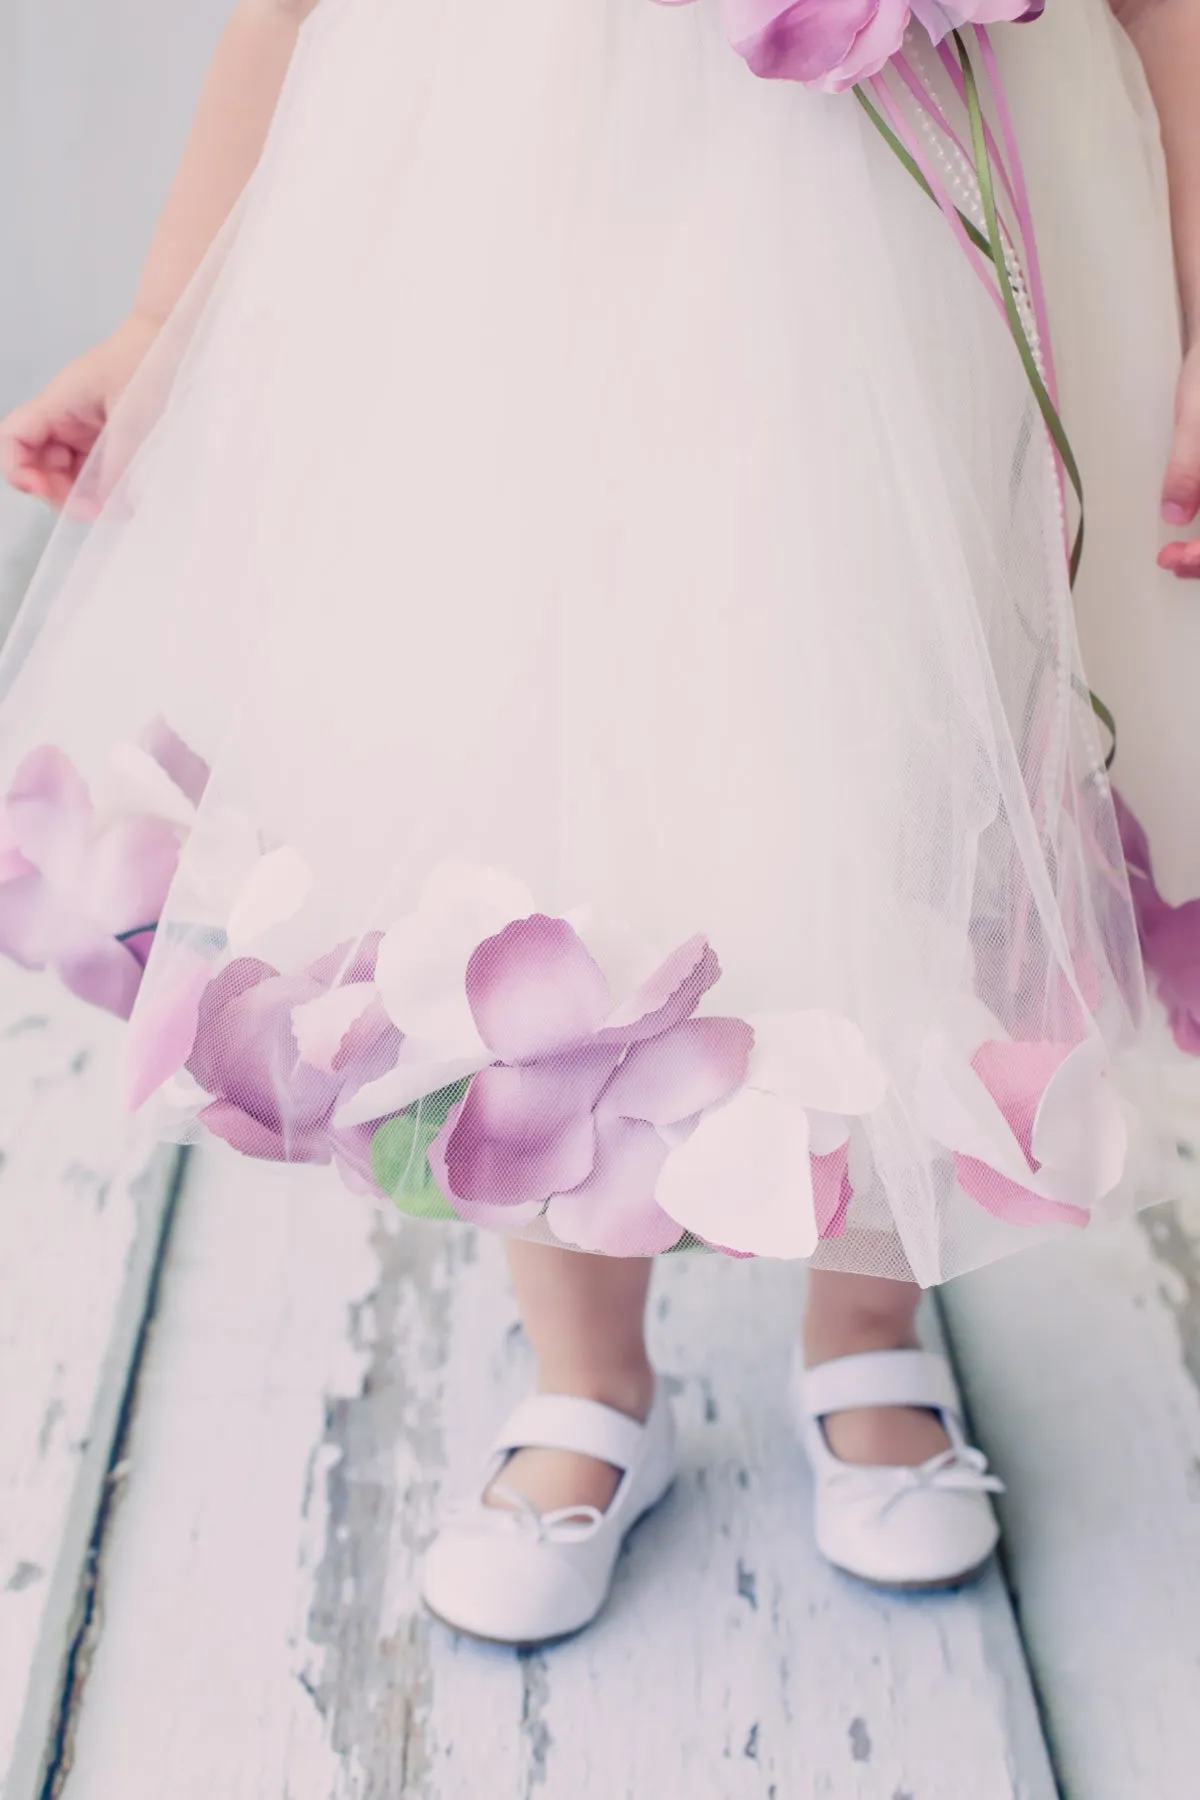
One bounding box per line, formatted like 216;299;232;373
132;0;320;328
1113;0;1200;576
0;0;321;509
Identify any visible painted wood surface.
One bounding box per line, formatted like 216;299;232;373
49;1146;1056;1800
0;969;178;1800
945;1212;1200;1800
942;1015;1200;1800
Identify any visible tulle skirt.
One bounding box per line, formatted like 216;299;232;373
1;0;1196;1285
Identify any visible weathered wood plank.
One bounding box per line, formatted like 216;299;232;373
55;1145;1056;1800
0;969;178;1800
942;1013;1200;1800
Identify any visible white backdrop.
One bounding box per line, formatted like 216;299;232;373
0;0;233;611
0;0;234;410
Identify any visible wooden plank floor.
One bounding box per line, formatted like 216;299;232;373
45;1149;1055;1800
943;1011;1200;1800
7;969;1200;1798
0;973;176;1800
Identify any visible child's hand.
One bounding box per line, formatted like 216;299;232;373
1158;341;1200;579
0;314;161;511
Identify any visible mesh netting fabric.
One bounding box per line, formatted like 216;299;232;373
0;0;1195;1284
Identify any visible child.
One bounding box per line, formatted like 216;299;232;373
1;0;1198;1647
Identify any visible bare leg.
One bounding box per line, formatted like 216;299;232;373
486;1240;656;1516
802;1269;951;1465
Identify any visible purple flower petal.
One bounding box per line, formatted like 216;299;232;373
123;928;158;971
597;935;722;1046
428;1098;547;1230
953;1154;1089;1229
53;925;147;1020
126;950;214;1111
187;958;329;1133
546;1117;682;1254
441;1044;621;1204
6;746;92;885
0;814;35;884
308;931;385;990
969;1038;1076;1167
186;957;280;1095
83;817;180;935
598;1017;754;1126
812;1144;852;1239
1113;789;1172;932
332;997;403;1090
719;0;882;84
1114;790;1200;1051
332;1135;385;1198
0;871;53;968
198;1100;321;1162
139;716;211;808
466;915;612;1061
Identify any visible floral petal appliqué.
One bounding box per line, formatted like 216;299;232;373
656;1086;818;1258
225;846;313;949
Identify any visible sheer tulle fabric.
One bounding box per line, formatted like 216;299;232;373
0;0;1192;1284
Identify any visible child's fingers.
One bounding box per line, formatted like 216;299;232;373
1157;539;1200;580
0;403;52;484
0;396;104;508
1163;372;1200;527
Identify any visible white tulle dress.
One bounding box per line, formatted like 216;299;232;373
1;0;1197;1285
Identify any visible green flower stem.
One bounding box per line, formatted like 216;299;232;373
856;40;1117;771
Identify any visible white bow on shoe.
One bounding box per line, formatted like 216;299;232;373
796;1348;1004;1591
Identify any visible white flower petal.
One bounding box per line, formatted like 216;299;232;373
100;743;197;831
225;846;313;949
419;861;536;924
806;1108;850;1155
655;1088;818;1259
181;802;265;919
912;1030;1034;1185
374;862;536;1055
374;920;491;1058
333;1049;491;1130
745;1010;889;1115
656;1113;701;1151
930;991;1009;1060
152;1070;209;1121
293;982;376;1075
376;860;536;1051
1031;1038;1128;1198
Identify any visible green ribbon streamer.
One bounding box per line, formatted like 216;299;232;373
855;37;1117;770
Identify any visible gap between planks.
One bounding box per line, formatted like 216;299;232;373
0;970;181;1800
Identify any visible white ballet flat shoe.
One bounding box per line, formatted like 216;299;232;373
795;1348;1004;1592
421;1381;678;1647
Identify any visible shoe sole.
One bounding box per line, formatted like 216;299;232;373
829;1550;997;1595
422;1472;678;1651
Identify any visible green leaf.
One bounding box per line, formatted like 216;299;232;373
370;1079;470;1222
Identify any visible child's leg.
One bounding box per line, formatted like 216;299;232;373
802;1269;952;1465
486;1240;656;1516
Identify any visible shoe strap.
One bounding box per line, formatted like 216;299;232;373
801;1350;960;1422
491;1392;649;1470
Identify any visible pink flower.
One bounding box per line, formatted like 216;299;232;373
914;1005;1128;1228
658;0;1044;94
1114;791;1200;1056
426;916;754;1252
650;1009;889;1256
718;0;914;92
0;726;203;1019
185;934;402;1192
